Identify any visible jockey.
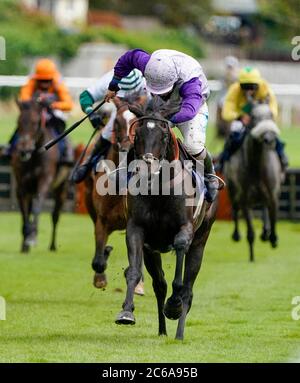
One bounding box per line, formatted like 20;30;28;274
218;66;288;171
104;48;218;203
6;59;74;165
72;68;149;183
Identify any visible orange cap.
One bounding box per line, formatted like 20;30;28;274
33;59;57;81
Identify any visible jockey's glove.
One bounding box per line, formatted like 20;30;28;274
89;113;103;130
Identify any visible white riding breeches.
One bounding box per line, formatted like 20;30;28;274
176;102;209;156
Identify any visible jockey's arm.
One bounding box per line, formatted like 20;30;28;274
51;83;73;111
268;86;278;120
108;49;150;94
80;71;114;114
222;83;241;122
19;79;35;102
169;78;203;124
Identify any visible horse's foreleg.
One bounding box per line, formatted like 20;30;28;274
260;207;270;242
92;217;110;289
164;222;193;321
242;207;255;262
31;176;53;246
17;192;31;253
232;205;241;242
116;219;143;325
267;199;278;248
143;246;167;336
49;183;67;251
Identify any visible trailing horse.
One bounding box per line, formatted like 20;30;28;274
11;100;70;253
115;106;220;340
84;98;145;292
224;101;282;262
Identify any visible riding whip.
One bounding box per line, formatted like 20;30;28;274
68;128;98;183
44;100;106;151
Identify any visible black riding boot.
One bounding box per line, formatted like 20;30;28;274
72;135;111;184
195;150;219;203
216;129;246;173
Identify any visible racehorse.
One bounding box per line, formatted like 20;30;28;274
224;101;282;262
11;100;70;253
115;105;220;340
84;97;145;292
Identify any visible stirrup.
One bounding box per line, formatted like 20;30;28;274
205;173;226;190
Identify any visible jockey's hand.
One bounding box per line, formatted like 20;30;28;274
37;96;53;109
89;114;103;130
240;114;251;126
104;90;116;103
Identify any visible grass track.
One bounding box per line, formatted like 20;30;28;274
0;212;299;362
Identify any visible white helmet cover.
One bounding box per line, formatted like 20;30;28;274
144;52;178;94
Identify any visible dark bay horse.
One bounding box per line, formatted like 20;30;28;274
224;102;282;262
84;97;145;291
115;106;219;340
11;100;70;252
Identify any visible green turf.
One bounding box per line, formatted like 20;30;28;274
0;212;299;362
1;110;299;166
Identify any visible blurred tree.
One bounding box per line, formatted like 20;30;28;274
258;0;300;36
89;0;212;27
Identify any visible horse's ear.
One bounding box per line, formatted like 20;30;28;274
128;102;144;118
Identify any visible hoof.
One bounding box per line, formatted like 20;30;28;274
260;232;269;242
49;244;57;252
93;273;107;289
134;280;145;296
21;243;30;253
271;241;278;249
232;231;241;242
164;297;183;320
115;310;135;325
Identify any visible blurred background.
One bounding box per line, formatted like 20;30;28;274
0;0;299;215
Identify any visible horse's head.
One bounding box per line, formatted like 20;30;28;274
251;99;273;126
128;104;176;176
129;107;170;160
15;99;44;161
112;97;136;154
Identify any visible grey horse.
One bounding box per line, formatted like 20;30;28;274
224;101;282;262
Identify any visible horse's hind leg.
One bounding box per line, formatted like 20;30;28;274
50;183;67;251
260;207;270;242
92;218;110;289
143;246;167;336
242;207;255;262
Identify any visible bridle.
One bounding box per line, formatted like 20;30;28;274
129;116;171;164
